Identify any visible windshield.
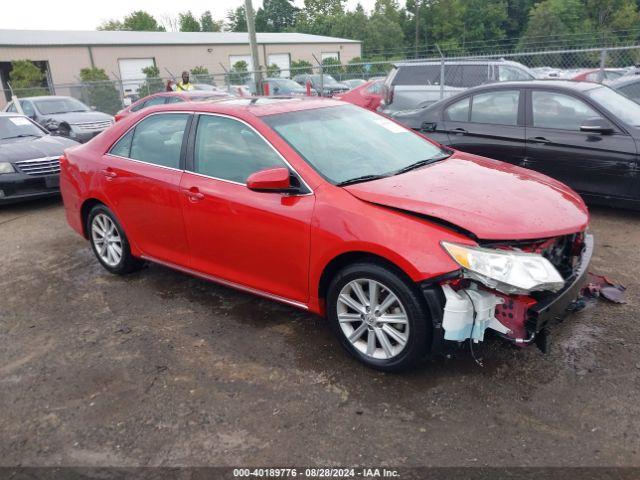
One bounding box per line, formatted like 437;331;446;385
587;86;640;126
0;116;45;140
263;105;447;184
34;97;90;115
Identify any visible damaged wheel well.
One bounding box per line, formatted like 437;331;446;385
318;251;416;302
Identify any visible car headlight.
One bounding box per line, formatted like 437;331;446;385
44;119;59;131
0;162;15;174
441;241;565;294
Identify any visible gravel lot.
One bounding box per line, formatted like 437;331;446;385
1;197;639;467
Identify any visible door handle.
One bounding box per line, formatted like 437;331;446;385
450;128;468;135
182;187;205;202
101;168;117;180
527;136;551;144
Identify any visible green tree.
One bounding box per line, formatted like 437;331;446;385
79;67;122;115
200;11;223;32
9;60;47;97
179;11;201;32
139;65;164;96
256;0;298;32
266;63;281;77
98;19;124;31
230;60;249;84
190;66;214;85
122;11;165;31
227;6;248;32
519;0;585;49
291;59;313;75
322;57;343;77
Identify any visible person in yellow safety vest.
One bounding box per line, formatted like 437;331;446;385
176;71;193;91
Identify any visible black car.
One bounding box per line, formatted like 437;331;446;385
263;77;314;96
0;113;78;204
391;80;640;209
4;96;114;143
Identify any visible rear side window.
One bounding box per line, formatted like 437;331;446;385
193;115;285;184
392;65;441;85
470;90;519;125
110;113;189;169
498;66;533;82
460;65;488;88
445;97;470;121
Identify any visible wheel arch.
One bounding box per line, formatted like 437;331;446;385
80;198;107;238
317;250;419;306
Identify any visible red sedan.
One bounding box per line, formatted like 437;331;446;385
333;78;385;111
115;90;230;122
60;98;592;371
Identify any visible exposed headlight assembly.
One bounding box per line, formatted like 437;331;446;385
442;241;565;294
0;162;15;174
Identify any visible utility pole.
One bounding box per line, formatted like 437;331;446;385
244;0;262;95
414;0;420;59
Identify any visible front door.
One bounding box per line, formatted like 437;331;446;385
524;89;636;199
102;112;191;266
179;114;314;303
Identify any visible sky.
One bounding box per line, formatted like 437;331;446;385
0;0;379;31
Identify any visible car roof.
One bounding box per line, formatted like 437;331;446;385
609;75;640;88
461;79;604;93
14;95;76;101
393;59;526;67
0;112;27;117
144;96;343;117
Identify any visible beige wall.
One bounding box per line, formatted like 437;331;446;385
0;41;360;107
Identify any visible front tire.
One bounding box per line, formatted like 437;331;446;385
327;262;431;372
87;205;143;275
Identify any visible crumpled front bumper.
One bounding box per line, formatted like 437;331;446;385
422;234;594;354
527;233;594;332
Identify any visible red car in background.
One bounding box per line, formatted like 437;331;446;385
333;78;385;111
115;90;230;122
60;98;592;371
571;68;626;83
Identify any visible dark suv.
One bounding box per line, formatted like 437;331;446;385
380;59;535;113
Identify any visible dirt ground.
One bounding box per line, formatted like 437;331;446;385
1;197;639;468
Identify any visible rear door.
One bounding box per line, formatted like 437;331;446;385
441;88;526;164
103;112;192;266
524;88;636;198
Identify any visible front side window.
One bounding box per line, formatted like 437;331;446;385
532;91;600;130
586;85;640;127
471;90;519;125
445;97;470;122
193;115;286;184
618;83;640;104
110;113;189;169
20;101;35;117
263;104;446;185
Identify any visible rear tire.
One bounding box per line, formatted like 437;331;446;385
87;205;143;275
327;262;431;372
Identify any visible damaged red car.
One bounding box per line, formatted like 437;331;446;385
60;98;592;371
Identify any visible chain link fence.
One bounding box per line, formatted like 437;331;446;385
3;44;640;115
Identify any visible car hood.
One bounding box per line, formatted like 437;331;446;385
344;153;589;241
43;111;113;124
0;135;79;163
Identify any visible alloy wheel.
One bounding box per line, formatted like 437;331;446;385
337;278;410;360
91;213;123;267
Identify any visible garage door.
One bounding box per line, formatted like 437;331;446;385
119;58;155;95
229;55;253;72
267;53;291;78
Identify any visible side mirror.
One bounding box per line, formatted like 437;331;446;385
246;167;292;192
580;117;614;135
